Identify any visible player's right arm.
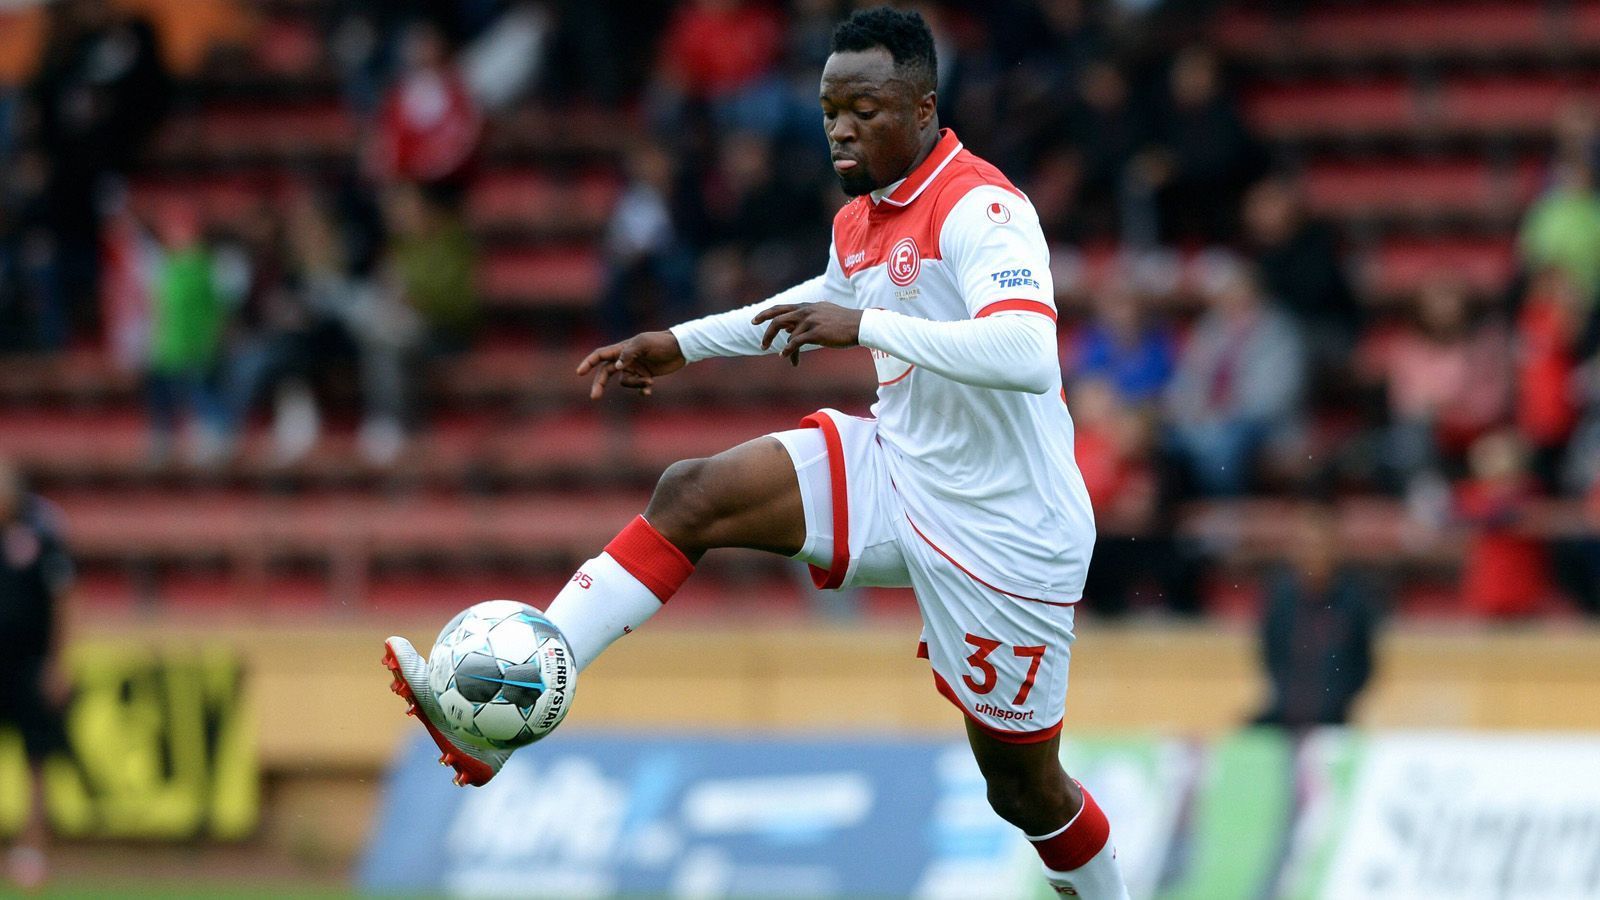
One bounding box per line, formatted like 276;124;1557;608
579;241;855;398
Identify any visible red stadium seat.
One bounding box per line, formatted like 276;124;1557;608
1300;159;1521;220
1219;4;1551;60
1361;236;1517;299
149;102;357;164
1243;81;1415;139
0;351;135;405
466;169;620;234
1435;76;1599;133
478;247;603;309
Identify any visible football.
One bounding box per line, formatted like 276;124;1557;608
426;600;576;749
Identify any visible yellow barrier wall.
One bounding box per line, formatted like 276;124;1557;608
73;616;1600;773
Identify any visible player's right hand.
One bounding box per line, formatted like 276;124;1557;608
577;331;686;399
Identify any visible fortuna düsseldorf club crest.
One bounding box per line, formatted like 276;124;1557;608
888;237;921;286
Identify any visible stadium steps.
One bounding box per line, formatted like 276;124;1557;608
1243;74;1600;142
1356;235;1517;301
1299;156;1543;228
1215;3;1570;65
0;405;836;488
52;489;1596;615
0;344;874;411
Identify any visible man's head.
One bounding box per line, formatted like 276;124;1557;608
822;7;939;197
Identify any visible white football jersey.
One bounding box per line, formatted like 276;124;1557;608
818;129;1095;601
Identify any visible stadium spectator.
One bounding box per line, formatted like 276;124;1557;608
26;0;170;344
599;142;696;340
1457;430;1552;618
0;147;61;352
145;203;226;465
989;0;1109;174
1064;59;1146;240
1516;268;1593;487
336;182;479;464
0;458;74;891
1064;276;1176;408
1243;176;1361;378
1253;506;1380;729
701;130;827;298
213;199;324;465
1519;155;1600;307
373;21;483;200
1134;45;1263;245
652;0;788;136
1368;274;1511;495
1165;254;1306;496
1074;378;1205;617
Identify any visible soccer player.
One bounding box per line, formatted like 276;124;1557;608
0;459;74;890
386;8;1130;897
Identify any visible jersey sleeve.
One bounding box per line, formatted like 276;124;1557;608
938;185;1056;322
669;235;856;363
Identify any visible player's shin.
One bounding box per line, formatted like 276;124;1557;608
1027;781;1131;899
543;515;695;671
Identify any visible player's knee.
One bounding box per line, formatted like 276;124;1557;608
646;458;720;546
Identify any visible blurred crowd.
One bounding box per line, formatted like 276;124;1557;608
0;0;1597;619
0;0;498;465
603;0;1600;620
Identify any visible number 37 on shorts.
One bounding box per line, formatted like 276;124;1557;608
963;635;1048;705
925;628;1070;740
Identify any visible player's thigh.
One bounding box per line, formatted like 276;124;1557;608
645;435;806;557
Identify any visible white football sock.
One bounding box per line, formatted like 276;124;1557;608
542;515;694;671
543;551;665;671
1043;842;1130;899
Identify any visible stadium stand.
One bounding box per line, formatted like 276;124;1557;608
1;0;1597;622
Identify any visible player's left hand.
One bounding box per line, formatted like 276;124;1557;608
752;302;863;366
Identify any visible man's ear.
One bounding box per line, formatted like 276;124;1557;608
918;91;938;129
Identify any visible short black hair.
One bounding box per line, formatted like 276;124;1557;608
830;6;937;96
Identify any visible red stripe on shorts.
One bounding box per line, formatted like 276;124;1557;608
799;412;850;590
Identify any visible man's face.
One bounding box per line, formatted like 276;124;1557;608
820;48;933;197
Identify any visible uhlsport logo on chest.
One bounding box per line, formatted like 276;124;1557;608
888;236;921;286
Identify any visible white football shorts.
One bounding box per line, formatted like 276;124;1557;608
772;408;1078;743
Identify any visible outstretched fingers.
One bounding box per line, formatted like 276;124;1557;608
753;304;803;350
780;325;818;364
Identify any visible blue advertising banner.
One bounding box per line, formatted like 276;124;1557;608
361;732;1044;897
362;730;1600;899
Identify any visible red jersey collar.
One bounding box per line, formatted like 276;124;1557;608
878;129;963;209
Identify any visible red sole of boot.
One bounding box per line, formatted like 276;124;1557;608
382;641;496;787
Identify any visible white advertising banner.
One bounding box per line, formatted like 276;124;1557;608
1321;734;1600;900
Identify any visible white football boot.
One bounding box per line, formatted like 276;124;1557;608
382;636;511;786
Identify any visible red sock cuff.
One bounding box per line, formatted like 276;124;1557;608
1028;782;1110;872
604;516;694;602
